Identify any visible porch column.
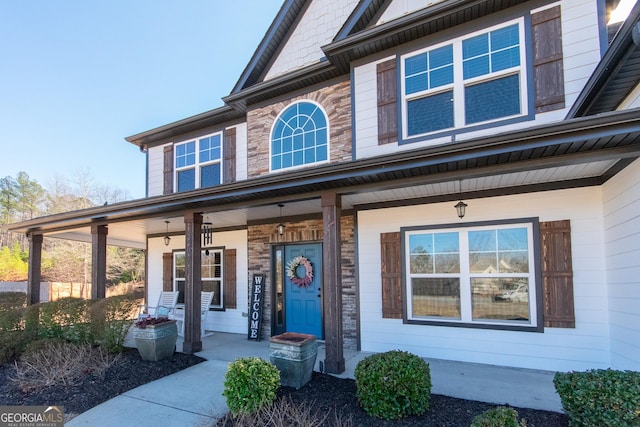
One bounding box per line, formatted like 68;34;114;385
91;224;108;299
321;191;345;374
27;233;43;305
183;212;202;353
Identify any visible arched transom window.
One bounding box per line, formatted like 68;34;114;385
271;101;328;171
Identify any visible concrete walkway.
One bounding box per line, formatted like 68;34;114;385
67;333;563;426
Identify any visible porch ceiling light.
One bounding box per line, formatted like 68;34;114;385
455;201;468;219
163;220;171;246
277;204;285;236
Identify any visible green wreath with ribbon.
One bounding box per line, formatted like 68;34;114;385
286;256;313;287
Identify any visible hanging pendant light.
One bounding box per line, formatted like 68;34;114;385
277;204;285;236
163;220;171;246
454;180;467;219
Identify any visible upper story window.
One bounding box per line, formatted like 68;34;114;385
401;19;527;140
403;219;539;330
271;101;328;171
175;132;222;192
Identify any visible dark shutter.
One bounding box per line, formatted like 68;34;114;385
381;232;402;319
163;145;174;195
162;252;173;292
377;59;398;145
532;6;565;113
540;220;575;328
224;248;237;309
223;127;236;184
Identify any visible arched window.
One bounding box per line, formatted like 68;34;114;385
271;101;328;171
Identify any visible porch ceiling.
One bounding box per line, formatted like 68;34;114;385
8;109;640;247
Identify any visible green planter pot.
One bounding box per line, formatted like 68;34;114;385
133;319;178;361
270;332;317;389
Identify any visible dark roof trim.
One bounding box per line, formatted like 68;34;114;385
567;1;640;118
231;0;307;94
223;60;342;111
323;0;530;72
334;0;387;41
125;105;245;149
9;109;640;235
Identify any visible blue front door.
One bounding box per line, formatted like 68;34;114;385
284;244;323;339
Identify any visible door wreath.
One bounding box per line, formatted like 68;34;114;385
286;256;313;287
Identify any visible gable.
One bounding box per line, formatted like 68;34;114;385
377;0;446;25
264;0;360;80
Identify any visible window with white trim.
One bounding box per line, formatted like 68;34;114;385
401;19;527;139
174;249;223;308
403;220;538;329
175;132;222;192
270;101;328;171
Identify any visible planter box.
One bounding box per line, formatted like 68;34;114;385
270;332;317;389
133;320;178;361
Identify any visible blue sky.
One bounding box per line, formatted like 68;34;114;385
0;1;282;200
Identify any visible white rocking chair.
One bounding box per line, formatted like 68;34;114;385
173;291;215;337
138;291;179;320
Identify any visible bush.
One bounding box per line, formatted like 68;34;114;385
354;350;431;420
554;369;640;427
89;294;139;353
38;297;93;343
0;292;27;332
471;407;526;427
11;340;119;392
223;357;280;416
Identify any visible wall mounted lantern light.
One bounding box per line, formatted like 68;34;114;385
277;204;285;236
163;220;171;246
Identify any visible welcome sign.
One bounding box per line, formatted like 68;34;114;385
248;274;265;341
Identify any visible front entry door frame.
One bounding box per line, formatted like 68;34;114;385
272;242;323;339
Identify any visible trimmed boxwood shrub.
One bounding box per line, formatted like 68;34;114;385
471;407;526;427
222;357;280;416
554;368;640;427
354;350;431;420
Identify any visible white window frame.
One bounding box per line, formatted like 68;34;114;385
174;131;223;192
173;249;224;309
400;18;528;141
403;220;538;330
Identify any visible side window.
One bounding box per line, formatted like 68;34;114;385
173;249;224;309
174;132;222;192
271;101;329;171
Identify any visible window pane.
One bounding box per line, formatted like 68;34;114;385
202;280;222;306
429;45;453;69
174;254;185;279
176;141;196;168
434;254;460;273
463;33;489;60
491;47;520;72
405;53;428;75
490;24;519;51
406;75;428;95
304;147;315;163
497;228;528;250
498;251;529;273
472;278;529;321
199;134;221;163
463;56;490;80
430;65;453;88
469;252;498;273
469;230;496;252
177;169;195;192
407;90;454;135
465;74;520;124
434;232;459;252
412;278;461;318
316;145;327;162
200;163;220;188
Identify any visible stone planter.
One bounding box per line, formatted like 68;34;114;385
133;319;178;361
269;332;317;389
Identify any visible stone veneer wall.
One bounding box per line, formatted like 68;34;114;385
246;79;352;178
247;214;356;349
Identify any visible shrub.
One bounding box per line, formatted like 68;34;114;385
38;297;93;343
354;350;431;420
223;357;280;416
11;340;119;392
470;407;526;427
0;292;27;332
89;294;139;353
554;369;640;427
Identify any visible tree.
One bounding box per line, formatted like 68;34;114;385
0;242;28;281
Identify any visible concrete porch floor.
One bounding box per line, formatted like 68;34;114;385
180;332;563;413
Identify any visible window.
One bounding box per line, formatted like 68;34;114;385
173;249;224;309
403;219;539;329
175;132;222;192
271;101;328;171
401;20;527;139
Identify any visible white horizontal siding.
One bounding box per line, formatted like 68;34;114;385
233;122;248;181
147;144;166;197
147;229;249;335
602;159;640;370
377;0;446;24
357;187;611;371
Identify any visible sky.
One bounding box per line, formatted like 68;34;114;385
0;1;283;200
